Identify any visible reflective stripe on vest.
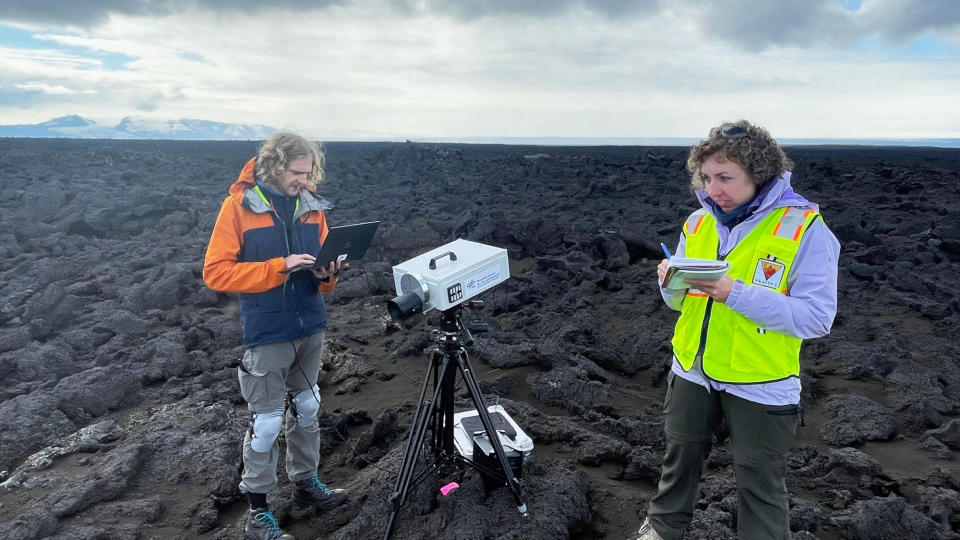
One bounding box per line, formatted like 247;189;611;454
683;209;708;236
671;206;821;383
772;207;817;241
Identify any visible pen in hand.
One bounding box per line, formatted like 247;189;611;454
660;242;672;259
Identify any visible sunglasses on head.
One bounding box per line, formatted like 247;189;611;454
718;123;748;139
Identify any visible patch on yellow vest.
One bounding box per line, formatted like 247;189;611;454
753;258;785;289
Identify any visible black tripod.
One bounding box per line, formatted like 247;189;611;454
383;305;528;540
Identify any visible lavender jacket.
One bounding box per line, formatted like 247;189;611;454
661;172;841;405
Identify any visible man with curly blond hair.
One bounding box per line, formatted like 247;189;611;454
204;132;348;540
632;120;840;540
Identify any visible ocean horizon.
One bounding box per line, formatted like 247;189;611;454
405;136;960;148
3;135;959;148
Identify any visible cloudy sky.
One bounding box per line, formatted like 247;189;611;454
0;0;958;140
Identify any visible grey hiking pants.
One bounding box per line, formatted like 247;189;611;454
238;331;325;494
647;372;800;540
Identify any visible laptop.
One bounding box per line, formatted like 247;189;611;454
311;220;380;269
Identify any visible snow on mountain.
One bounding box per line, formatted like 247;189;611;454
115;117;275;140
37;115;98;128
0;115;276;140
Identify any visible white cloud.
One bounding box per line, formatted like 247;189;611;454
14;81;91;95
0;44;101;72
0;0;958;137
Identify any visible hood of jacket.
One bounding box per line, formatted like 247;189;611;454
229;157;262;195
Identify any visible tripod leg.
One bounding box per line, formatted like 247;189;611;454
438;349;457;455
390;352;437;493
456;349;528;514
384;352;456;540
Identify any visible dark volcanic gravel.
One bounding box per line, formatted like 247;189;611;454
1;138;959;539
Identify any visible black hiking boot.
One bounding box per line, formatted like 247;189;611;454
245;508;294;540
289;475;348;518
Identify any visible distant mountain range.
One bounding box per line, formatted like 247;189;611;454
2;115;959;147
0;115;276;140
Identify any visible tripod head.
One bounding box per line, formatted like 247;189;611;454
433;301;488;347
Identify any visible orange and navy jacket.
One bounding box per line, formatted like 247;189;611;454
203;157;336;348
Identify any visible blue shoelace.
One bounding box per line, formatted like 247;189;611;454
309;476;334;494
253;511;284;536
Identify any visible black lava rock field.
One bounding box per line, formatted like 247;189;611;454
1;138;959;539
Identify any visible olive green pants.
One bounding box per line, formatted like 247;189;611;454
647;372;800;540
237;331;325;494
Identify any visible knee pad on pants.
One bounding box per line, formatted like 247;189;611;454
250;410;283;453
291;385;321;428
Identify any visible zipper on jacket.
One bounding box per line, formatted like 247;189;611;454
275;204;307;335
270;204;293;315
290;212;305;330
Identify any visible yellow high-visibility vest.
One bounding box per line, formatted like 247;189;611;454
671;206;821;383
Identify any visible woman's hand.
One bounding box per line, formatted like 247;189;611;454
312;259;349;280
685;275;734;303
657;258;670;286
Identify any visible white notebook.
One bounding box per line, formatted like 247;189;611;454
661;257;730;289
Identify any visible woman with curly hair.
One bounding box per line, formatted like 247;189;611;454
632;120;840;540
